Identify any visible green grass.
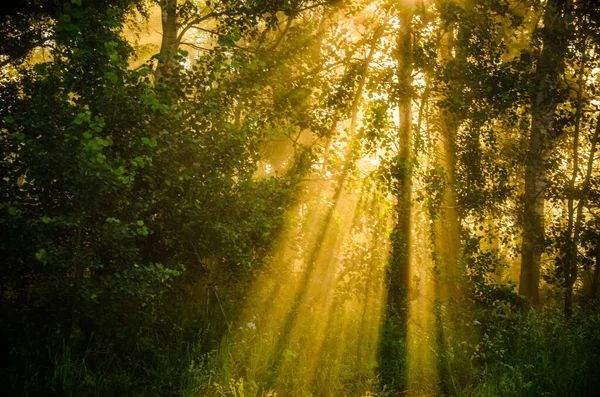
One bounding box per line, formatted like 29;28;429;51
9;304;600;396
447;307;600;397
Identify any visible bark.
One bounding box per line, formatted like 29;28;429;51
434;27;461;299
387;10;413;316
155;0;179;83
591;248;600;301
565;118;600;318
520;0;568;304
563;43;587;318
379;10;413;390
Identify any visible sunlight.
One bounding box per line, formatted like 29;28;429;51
219;163;390;394
199;1;463;395
406;208;440;396
5;0;600;396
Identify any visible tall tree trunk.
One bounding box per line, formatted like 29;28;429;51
379;9;413;390
431;24;466;397
520;0;568;304
155;0;179;83
563;43;587;318
435;26;461;299
387;10;413;318
591;247;600;301
565;118;600;318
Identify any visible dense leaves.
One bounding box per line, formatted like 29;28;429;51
2;0;600;396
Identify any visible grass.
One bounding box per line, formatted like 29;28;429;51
7;302;600;396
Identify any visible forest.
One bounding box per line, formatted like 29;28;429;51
1;0;600;396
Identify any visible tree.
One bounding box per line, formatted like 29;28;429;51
520;0;569;304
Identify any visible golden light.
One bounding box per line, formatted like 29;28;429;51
216;159;391;394
205;1;455;395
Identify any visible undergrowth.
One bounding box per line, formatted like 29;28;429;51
7;304;600;396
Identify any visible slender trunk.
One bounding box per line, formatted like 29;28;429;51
69;225;83;336
201;283;210;343
520;0;568;304
435;27;461;299
565;118;600;318
520;130;546;304
388;10;413;317
379;10;412;389
155;0;179;83
212;286;230;329
563;43;587;318
591;247;600;301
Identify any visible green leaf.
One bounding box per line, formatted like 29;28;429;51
71;7;83;20
35;249;47;262
72;48;85;59
12;132;25;142
104;71;118;84
96;137;111;147
136;220;144;226
41;216;51;224
33;63;47;76
141;137;157;147
74;112;90;125
217;34;235;48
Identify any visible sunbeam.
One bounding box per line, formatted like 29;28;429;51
217;142;391;395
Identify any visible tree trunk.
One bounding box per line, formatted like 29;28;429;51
434;26;461;299
520;0;568;304
565;118;600;318
591;247;600;301
378;10;412;389
155;0;179;83
562;42;586;318
387;10;413;317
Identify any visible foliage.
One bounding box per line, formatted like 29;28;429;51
1;0;300;394
2;0;600;396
